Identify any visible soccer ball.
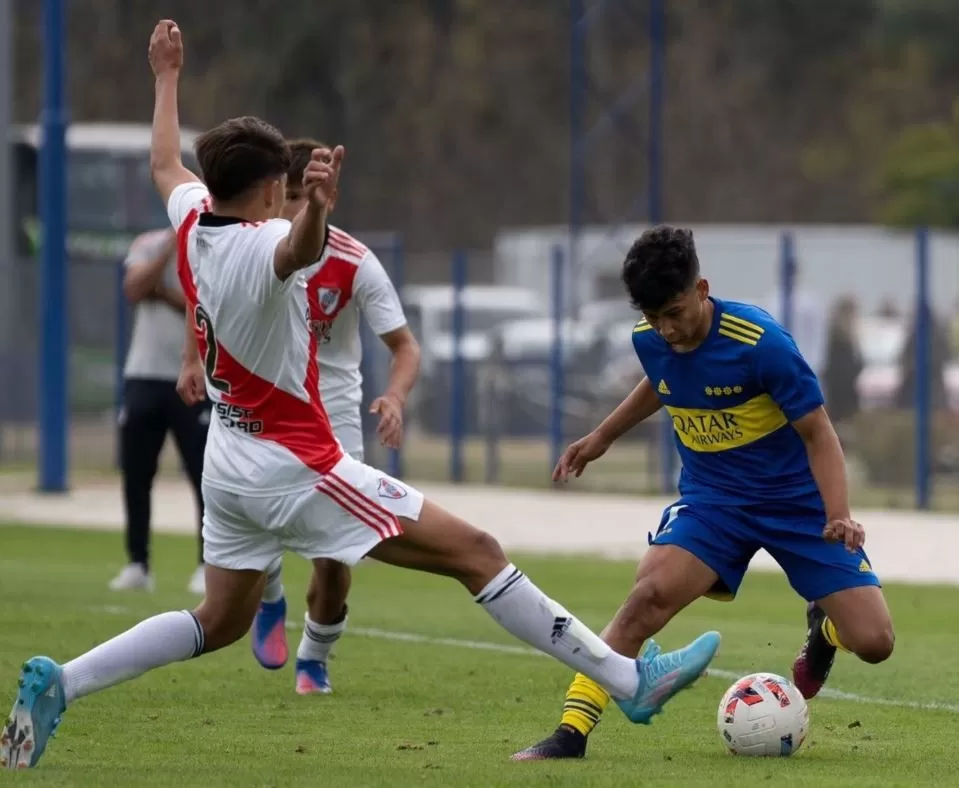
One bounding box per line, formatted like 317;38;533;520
717;672;809;757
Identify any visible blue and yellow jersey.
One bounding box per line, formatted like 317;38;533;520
632;297;824;508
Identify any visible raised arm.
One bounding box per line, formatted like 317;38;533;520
148;21;200;207
273;147;345;281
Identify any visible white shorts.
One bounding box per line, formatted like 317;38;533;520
201;453;423;571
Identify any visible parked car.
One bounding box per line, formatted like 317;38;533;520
403;285;546;371
402;285;547;435
470;312;661;439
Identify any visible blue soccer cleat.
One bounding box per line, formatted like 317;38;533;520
251;597;289;670
1;657;66;770
295;659;332;696
615;631;721;724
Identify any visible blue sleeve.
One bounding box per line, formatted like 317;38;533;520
755;326;824;422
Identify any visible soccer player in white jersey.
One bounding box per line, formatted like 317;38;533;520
1;21;720;770
250;138;422;694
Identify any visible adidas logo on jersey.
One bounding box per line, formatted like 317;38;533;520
657;379;671;395
859;559;872;573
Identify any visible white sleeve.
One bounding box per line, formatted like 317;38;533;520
166;182;210;230
244;219;298;304
354;251;407;335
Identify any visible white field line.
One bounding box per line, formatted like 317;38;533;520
90;605;959;715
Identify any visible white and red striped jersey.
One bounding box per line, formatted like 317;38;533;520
303;226;407;422
168;181;344;496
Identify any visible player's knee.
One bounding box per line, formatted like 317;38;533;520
855;624;895;664
193;604;254;653
454;528;508;587
471;528;508;569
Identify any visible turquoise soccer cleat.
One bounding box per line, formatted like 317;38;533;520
1;657;67;770
616;631;721;724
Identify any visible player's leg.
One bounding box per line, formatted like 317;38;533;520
252;432;363;676
112;379;168;591
792;585;894;699
2;485;271;769
513;502;755;760
294;560;352;695
292;428;364;690
288;459;707;717
816;586;894;663
758;508;893;699
350;478;722;725
167;388;211;594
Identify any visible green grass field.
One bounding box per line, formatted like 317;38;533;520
1;523;957;787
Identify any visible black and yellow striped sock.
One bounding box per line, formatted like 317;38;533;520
560;673;611;737
821;617;850;652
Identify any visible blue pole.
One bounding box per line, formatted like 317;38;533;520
649;0;673;494
388;235;405;479
569;0;585;319
915;226;931;510
114;258;128;469
780;230;796;334
38;0;68;493
648;0;665;229
550;245;565;471
450;250;467;483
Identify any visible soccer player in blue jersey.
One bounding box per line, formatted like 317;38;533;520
513;225;895;761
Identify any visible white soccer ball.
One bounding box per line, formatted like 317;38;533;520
717;672;809;757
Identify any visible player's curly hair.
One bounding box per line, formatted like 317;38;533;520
621;225;700;312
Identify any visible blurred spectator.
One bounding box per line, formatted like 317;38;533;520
112;228;210;595
823;296;863;425
896;306;951;411
762;264;827;377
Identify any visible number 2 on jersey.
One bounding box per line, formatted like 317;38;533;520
194;304;232;394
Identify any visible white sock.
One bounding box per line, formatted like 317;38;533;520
262;558;284;604
61;610;204;704
297;610;347;663
475;564;639;700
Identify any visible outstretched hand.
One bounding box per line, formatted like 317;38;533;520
370;393;404;449
303;146;345;211
149;20;184;77
552;430;612;483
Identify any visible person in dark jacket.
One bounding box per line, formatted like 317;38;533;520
823;296;863;426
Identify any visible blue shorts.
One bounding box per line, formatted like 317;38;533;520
649;499;881;603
